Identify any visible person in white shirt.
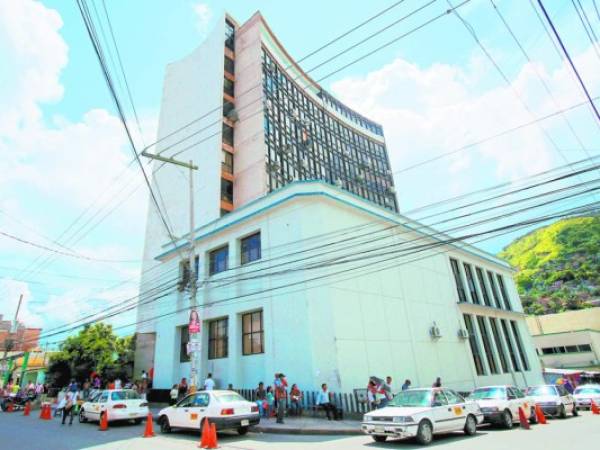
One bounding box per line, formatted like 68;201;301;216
204;373;215;391
114;378;122;389
315;383;338;420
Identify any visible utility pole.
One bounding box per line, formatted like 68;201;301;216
1;294;23;386
141;151;200;391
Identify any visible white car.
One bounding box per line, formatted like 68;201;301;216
526;385;578;418
573;384;600;410
158;390;260;435
361;388;484;445
79;389;149;424
469;385;535;428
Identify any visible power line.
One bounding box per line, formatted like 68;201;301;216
571;0;600;61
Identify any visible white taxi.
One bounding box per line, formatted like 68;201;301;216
469;385;535;428
526;384;578;418
158;390;260;435
573;384;600;410
79;389;149;424
361;388;483;445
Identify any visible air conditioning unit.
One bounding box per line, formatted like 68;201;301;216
429;322;442;339
457;329;469;340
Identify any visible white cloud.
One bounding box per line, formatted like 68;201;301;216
191;2;212;36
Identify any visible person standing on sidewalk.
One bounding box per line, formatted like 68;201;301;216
61;390;76;425
204;373;215;391
274;373;288;424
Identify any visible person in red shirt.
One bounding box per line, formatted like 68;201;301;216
274;373;288;424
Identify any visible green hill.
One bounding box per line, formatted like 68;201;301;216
498;215;600;315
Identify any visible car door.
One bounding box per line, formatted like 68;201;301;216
506;387;520;419
513;387;530;417
430;390;453;432
443;389;468;431
172;393;210;429
557;385;574;412
92;391;108;420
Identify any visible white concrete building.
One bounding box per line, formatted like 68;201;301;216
134;12;542;394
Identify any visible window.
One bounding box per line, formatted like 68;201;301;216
180;326;190;363
179;256;200;290
208;318;228;359
209;245;228;275
463;263;480;304
487;271;502;308
450;258;467;303
490;318;509;373
510;321;530;371
222;150;233;173
241;232;261;265
221;178;233;203
496;274;512;310
222;123;234;146
224;77;234;97
477;316;499;374
225;20;235;51
501;319;520;371
432;390;448;406
476;268;492;306
463;314;485;376
579;344;593;352
224;56;234;75
565;345;578;353
444;390;464;404
242;311;264;355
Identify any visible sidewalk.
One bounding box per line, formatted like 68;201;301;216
253;416;361;435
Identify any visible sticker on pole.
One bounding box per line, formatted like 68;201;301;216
189;310;201;334
186;341;201;355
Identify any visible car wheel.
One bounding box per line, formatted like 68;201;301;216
572;405;578;417
464;414;477;436
558;405;567;419
78;409;88;423
416;420;433;446
237;426;249;436
529;409;538;425
159;416;171;434
501;410;513;429
134;418;142;425
372;435;388;442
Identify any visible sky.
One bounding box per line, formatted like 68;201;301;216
0;0;599;344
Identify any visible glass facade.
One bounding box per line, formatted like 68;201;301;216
261;49;398;212
450;258;467;303
475;267;492;306
464;314;485;376
477;316;499;374
490;318;509;373
463;263;480;304
501;319;520;371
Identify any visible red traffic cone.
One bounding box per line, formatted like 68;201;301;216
43;403;52;420
199;419;210;448
23;401;30;416
206;422;218;449
591;400;600;415
518;407;530;430
39;403;45;419
7;402;14;413
535;404;547;424
143;412;155;438
99;410;108;431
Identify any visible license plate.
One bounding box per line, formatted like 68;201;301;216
241;419;249;426
129;413;136;417
374;426;384;433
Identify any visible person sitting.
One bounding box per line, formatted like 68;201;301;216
315;383;338;420
289;384;302;416
255;382;267;417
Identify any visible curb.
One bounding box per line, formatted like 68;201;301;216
252;425;361;436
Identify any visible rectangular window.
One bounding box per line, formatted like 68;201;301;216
222;123;234;146
450;258;467;303
209;245;228;275
579;344;593;352
463;263;480;304
208;318;228;359
180;326;190;363
496;274;512;310
490;318;509;373
477;316;499;374
222;150;233;174
476;268;492;306
240;232;261;265
510;321;530;371
224;56;234;75
542;347;555;355
221;178;233;203
224;77;234;97
501;319;520;371
242;311;264;355
487;271;502;308
225;20;235;51
463;314;485;376
178;256;199;290
565;345;578;353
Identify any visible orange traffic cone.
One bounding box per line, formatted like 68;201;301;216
591;400;600;415
199;419;210;448
23;401;30;416
7;402;14;413
39;403;45;419
518;407;530;430
535;404;547;424
143;412;155;438
207;422;218;449
99;410;108;431
42;403;52;420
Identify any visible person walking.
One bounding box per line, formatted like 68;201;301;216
274;373;288;424
316;383;338;420
401;379;411;391
61;390;76;425
432;377;442;388
204;373;215;391
381;376;393;408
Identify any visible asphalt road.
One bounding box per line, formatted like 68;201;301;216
0;410;598;449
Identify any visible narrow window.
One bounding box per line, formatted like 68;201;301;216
487;271;502;308
476;268;492;306
490;318;509;373
242;311;264;355
209;245;228;275
222;123;234;146
579;344;592;352
221;178;233;203
208;318;228;359
497;274;512;310
463;263;480;304
224;56;235;75
180;326;190;363
225;20;235;51
450;258;467;303
477;316;499;374
221;150;234;174
463;314;485;376
510;321;530;371
224;77;234;97
501;319;520;371
240;232;261;265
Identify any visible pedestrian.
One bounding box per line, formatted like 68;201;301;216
265;386;275;417
289;383;302;416
55;388;67;417
141;370;148;381
255;382;267;417
367;380;379;410
169;384;179;405
401;379;411;391
61;390;76;425
93;375;101;389
432;377;441;388
139;379;148;400
107;379;115;390
274;373;288;424
204;373;215;391
178;378;188;400
316;383;338;420
227;383;234;391
114;377;122;389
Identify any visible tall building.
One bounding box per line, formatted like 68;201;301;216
135;12;542;394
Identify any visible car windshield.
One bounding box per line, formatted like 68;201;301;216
470;387;506;400
111;390;140;401
388;390;432;407
527;386;557;396
574;387;600;395
215;392;246;403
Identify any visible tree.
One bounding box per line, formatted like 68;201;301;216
47;323;135;387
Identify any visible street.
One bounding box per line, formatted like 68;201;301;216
0;411;598;450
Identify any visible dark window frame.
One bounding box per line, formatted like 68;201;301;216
475;267;492;306
490;318;510;373
477;316;499;374
450;258;467;303
240;232;261;265
208;317;229;360
242;311;264;355
463;263;480;304
501;319;521;371
464;314;486;376
496;274;512;310
209;245;229;275
510;320;530;371
180;326;190;363
487;271;502;308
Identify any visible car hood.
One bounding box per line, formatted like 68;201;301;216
365;406;429;418
529;395;559;403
